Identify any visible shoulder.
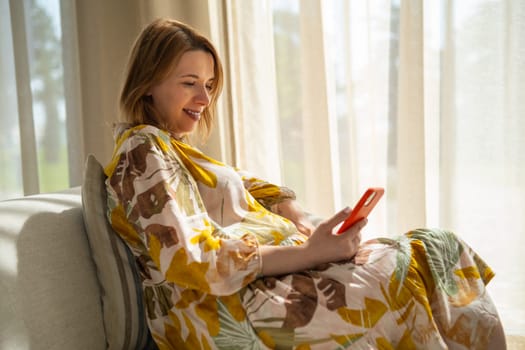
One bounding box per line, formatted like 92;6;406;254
112;124;174;155
118;124;170;145
106;124;176;175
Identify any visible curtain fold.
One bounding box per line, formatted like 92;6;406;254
439;0;457;228
395;0;426;233
60;0;84;186
9;0;39;195
221;0;283;185
298;0;338;216
202;0;237;165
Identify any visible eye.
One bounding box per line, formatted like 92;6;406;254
182;81;195;87
206;84;213;91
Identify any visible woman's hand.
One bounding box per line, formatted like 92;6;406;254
272;199;315;236
259;207;367;276
303;207;367;265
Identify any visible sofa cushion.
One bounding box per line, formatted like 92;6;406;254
82;154;157;350
0;187;106;350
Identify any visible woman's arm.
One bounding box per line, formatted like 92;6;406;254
106;128;262;296
271;199;316;236
237;171;296;209
237;170;316;235
259;207;367;276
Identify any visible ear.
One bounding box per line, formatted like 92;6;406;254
145;86;154;97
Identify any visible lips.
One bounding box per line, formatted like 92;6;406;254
183;108;201;121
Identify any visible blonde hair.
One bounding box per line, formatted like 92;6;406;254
119;18;223;141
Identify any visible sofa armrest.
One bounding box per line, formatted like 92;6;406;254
0;187;106;350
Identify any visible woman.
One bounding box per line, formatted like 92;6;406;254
105;18;506;349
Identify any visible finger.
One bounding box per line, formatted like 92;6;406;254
356;218;368;230
338;217;367;236
297;223;313;237
302;221;315;233
322;207;351;229
351;218;368;232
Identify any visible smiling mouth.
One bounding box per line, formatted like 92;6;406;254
184;108;201;121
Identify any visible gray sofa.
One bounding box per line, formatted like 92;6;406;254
0;187;106;349
0;155;156;350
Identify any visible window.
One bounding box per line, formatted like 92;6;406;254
1;0;74;200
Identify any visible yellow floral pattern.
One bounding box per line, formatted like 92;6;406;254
106;124;499;349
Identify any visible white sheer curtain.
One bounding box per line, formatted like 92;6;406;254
223;0;525;336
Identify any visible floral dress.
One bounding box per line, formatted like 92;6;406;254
105;124;499;350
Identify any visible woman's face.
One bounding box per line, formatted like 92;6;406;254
149;50;215;138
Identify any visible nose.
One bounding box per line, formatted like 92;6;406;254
195;85;211;106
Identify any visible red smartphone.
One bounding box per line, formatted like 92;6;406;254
337;187;384;234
